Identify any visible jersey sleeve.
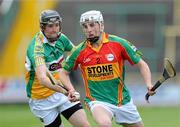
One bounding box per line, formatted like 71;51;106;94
62;49;79;72
34;45;45;67
109;35;142;65
27;35;45;69
34;34;46;67
121;40;141;65
62;42;85;72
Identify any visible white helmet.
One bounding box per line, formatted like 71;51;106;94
80;10;103;25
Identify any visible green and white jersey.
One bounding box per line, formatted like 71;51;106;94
25;31;74;99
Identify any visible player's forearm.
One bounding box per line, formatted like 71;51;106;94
137;59;152;88
40;76;67;92
35;65;65;93
58;69;75;92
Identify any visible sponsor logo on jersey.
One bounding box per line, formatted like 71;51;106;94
106;54;114;61
130;45;137;52
49;62;62;71
83;58;91;63
48;57;64;71
84;63;119;81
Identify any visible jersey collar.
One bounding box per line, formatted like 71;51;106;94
39;31;56;46
39;31;48;44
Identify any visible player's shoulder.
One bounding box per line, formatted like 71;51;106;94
109;34;134;48
27;32;45;50
74;41;86;52
108;34;128;45
57;33;73;46
26;32;39;48
59;33;70;41
76;41;86;49
109;34;142;57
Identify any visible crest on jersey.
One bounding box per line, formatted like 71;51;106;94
106;54;114;61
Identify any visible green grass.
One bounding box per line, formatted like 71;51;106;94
0;104;179;127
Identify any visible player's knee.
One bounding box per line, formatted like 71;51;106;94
122;121;144;127
97;119;111;127
78;120;90;127
68;110;90;127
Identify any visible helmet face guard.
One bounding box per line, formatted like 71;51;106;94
40;10;62;42
40;10;62;24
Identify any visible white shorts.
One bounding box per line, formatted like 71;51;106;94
29;92;79;125
88;99;142;124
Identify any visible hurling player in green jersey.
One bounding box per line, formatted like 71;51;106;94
25;10;90;127
59;10;155;127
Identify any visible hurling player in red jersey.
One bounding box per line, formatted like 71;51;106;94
59;10;155;127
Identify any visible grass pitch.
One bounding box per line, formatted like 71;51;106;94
0;104;179;127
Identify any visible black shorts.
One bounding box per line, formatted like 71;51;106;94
61;102;83;120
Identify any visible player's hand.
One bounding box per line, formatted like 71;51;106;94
68;90;80;102
147;85;156;96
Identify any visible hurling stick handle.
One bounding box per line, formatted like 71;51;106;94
145;80;162;101
46;69;68;94
151;80;162;91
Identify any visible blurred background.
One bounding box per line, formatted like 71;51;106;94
0;0;180;126
0;0;179;127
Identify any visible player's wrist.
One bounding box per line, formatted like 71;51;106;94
68;88;76;93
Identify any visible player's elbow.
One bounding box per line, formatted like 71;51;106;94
137;59;147;68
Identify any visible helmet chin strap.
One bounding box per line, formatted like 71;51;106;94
87;31;103;45
41;22;62;43
45;32;61;43
86;23;104;45
87;36;99;44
